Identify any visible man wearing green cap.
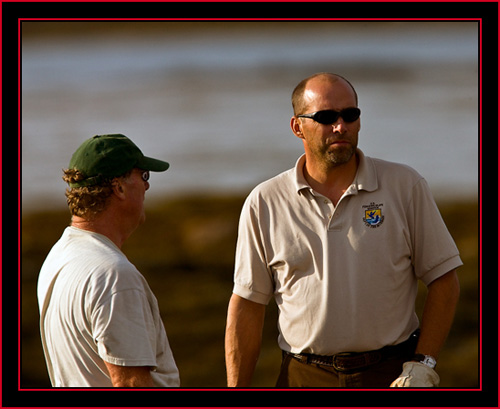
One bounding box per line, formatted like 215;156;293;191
37;134;180;387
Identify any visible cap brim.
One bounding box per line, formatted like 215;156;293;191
137;156;170;172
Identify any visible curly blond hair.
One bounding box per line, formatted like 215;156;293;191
62;169;115;219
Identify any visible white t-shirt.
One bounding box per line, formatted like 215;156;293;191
38;227;180;387
233;150;463;355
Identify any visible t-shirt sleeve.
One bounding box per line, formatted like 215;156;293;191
408;178;463;285
92;287;159;368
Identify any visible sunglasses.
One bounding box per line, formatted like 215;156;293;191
297;107;361;125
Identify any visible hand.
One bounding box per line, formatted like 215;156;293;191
390;362;440;387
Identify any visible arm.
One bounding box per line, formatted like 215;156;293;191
225;294;266;387
104;361;155;387
416;269;460;359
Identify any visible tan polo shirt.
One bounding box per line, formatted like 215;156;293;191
233;149;462;355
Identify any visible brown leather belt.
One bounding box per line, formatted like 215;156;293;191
286;329;419;372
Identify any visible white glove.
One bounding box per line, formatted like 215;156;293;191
390;361;440;387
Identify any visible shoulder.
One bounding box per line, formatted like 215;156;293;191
245;167;296;207
63;228;146;291
370;156;422;178
368;156;424;187
363;155;437;208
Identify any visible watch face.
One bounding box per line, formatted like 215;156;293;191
413;354;437;369
422;356;437;369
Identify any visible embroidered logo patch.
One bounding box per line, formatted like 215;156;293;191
362;202;385;228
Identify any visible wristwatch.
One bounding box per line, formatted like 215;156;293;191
412;354;437;369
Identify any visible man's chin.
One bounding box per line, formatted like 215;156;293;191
326;146;355;166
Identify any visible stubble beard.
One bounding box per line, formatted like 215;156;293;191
323;143;356;168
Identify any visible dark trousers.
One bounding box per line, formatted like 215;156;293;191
276;352;409;388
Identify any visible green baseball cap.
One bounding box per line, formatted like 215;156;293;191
68;134;170;188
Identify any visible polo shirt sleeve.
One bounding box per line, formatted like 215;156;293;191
233;194;275;305
408;178;463;286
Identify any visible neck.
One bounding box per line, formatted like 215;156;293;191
71;211;130;249
304;152;358;205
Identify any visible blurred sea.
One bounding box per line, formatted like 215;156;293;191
21;21;479;212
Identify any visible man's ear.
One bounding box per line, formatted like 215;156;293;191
111;178;127;200
290;116;304;139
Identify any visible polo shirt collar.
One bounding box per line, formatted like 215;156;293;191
294;148;378;195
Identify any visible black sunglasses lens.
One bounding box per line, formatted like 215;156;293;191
314;111;340;124
341;108;361;122
313;108;360;124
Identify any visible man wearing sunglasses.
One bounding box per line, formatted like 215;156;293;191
38;134;180;387
225;73;462;388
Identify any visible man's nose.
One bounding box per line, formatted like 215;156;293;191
332;119;347;133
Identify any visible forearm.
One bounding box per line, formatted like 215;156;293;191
225;294;266;387
104;361;155;387
225;332;261;387
391;270;460;388
416;269;460;360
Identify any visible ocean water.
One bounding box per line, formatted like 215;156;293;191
21;21;479;211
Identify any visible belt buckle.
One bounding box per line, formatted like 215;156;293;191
332;351;382;372
332;353;352;371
